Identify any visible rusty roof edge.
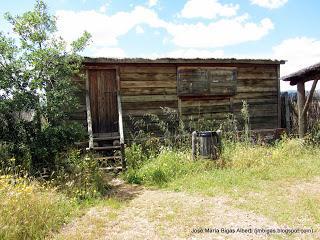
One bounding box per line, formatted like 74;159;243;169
83;57;286;65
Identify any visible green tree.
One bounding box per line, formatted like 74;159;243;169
0;0;91;173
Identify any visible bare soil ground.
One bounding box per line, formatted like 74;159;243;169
52;178;319;240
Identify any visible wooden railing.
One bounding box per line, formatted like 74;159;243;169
117;93;126;169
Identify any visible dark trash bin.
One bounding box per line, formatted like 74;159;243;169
192;130;222;160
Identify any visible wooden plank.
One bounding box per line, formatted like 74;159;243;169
120;72;176;81
178;98;182;117
283;92;291;132
121;95;178;103
85;70;94;149
85;65;119;70
123;108;176;116
276;65;281;128
237;66;278;74
233;98;278;105
181;113;229;121
120;66;176;74
237;86;278;93
121;80;176;88
181;99;231;107
123;101;178;110
234;92;277;99
297;81;306;137
121;87;176;96
181;105;231;115
237;79;276;87
117;94;124;144
178;66;237;71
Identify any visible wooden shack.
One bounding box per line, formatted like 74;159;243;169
72;58;285;169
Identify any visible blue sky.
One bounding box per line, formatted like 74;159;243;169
1;0;320;90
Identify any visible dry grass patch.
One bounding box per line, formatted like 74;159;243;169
0;175;76;240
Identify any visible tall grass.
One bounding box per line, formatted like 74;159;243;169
125;148;214;186
125;138;320;193
0;175;76;240
0;149;110;240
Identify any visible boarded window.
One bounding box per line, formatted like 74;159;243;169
177;67;237;96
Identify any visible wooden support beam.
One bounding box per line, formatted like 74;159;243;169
283;92;291;132
192;131;197;160
302;79;318;116
297;81;306;138
277;65;281;128
116;67;126;170
85;70;94;149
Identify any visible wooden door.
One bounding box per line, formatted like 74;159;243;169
89;69;118;134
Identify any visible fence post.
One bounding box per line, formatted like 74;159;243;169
192;131;197;160
283;92;291;133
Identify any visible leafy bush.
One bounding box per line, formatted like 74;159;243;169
0;175;75;240
30;122;86;173
51;149;110;200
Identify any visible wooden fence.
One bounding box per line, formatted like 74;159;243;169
281;91;320;134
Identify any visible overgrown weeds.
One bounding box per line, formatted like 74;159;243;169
0;175;76;240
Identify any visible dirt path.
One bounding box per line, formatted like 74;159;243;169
52;179;318;240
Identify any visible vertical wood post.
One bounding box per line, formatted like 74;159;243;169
297;81;306;138
283;92;291;132
192;131;197;160
85;70;94;149
276;65;281;128
116;67;126;170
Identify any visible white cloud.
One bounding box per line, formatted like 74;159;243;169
180;0;239;19
273;37;320;77
56;4;274;57
166;15;274;48
56;6;165;47
147;0;158;7
251;0;288;9
270;37;320;91
90;47;126;58
144;49;225;59
99;5;107;13
167;49;225;58
135;25;144;34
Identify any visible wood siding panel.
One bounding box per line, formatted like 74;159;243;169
179;64;279;130
120;65;178;119
177;67;237;96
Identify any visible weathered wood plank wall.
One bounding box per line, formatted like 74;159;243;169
120;65;178;118
71;62;280;135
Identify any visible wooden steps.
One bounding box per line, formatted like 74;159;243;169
93;136;120;141
92;146;121;151
82;132;125;172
